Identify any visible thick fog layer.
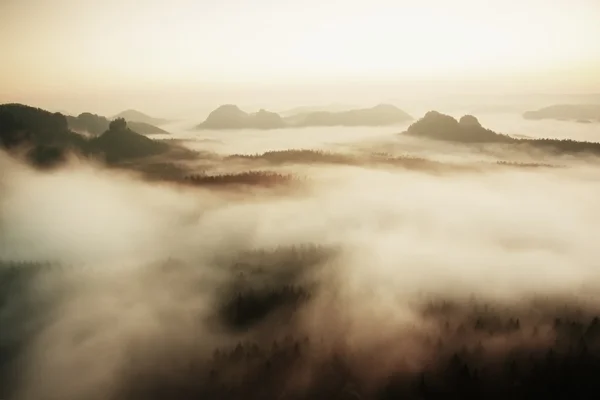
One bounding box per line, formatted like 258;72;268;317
3;113;600;398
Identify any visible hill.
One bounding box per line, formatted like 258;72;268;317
67;112;169;136
523;104;600;122
405;111;600;155
0;104;86;149
1;104;89;166
89;118;169;163
0;104;171;167
406;111;513;143
112;109;169;126
196;105;285;130
286;104;413;127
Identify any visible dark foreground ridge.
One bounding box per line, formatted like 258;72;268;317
0;104;172;167
406;111;600;155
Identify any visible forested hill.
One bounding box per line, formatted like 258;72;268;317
0;104;170;167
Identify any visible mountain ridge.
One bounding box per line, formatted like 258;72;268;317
196;104;413;130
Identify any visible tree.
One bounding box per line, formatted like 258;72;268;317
109;118;127;131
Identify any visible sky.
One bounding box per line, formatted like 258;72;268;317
1;0;599;115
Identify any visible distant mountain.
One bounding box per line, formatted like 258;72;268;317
112;109;169;126
279;104;358;117
197;104;412;130
0;104;170;167
127;121;169;135
405;110;600;155
196;105;285;130
286;104;413;127
523;104;600;122
67;112;169;136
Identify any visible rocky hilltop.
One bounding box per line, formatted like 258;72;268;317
196;105;285;130
404;110;600;155
406;111;512;143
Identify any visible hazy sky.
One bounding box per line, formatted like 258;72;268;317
1;0;599;114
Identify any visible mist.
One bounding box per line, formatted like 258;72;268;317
3;117;600;398
3;0;600;396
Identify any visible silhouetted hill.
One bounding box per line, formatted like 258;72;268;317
407;111;513;143
523;104;600;122
406;110;600;155
0;104;88;166
0;104;86;148
196;105;285;130
0;104;171;167
89;118;169;163
112;109;169;126
67;112;169;136
196;105;249;129
287;104;413;127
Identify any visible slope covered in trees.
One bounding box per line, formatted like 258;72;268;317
89;118;169;163
0;104;171;167
0;104;89;166
5;258;600;399
0;104;87;149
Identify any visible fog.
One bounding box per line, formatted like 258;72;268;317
2;0;600;395
3;112;600;398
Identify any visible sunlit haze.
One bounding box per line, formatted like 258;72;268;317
1;0;600;114
5;1;600;398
